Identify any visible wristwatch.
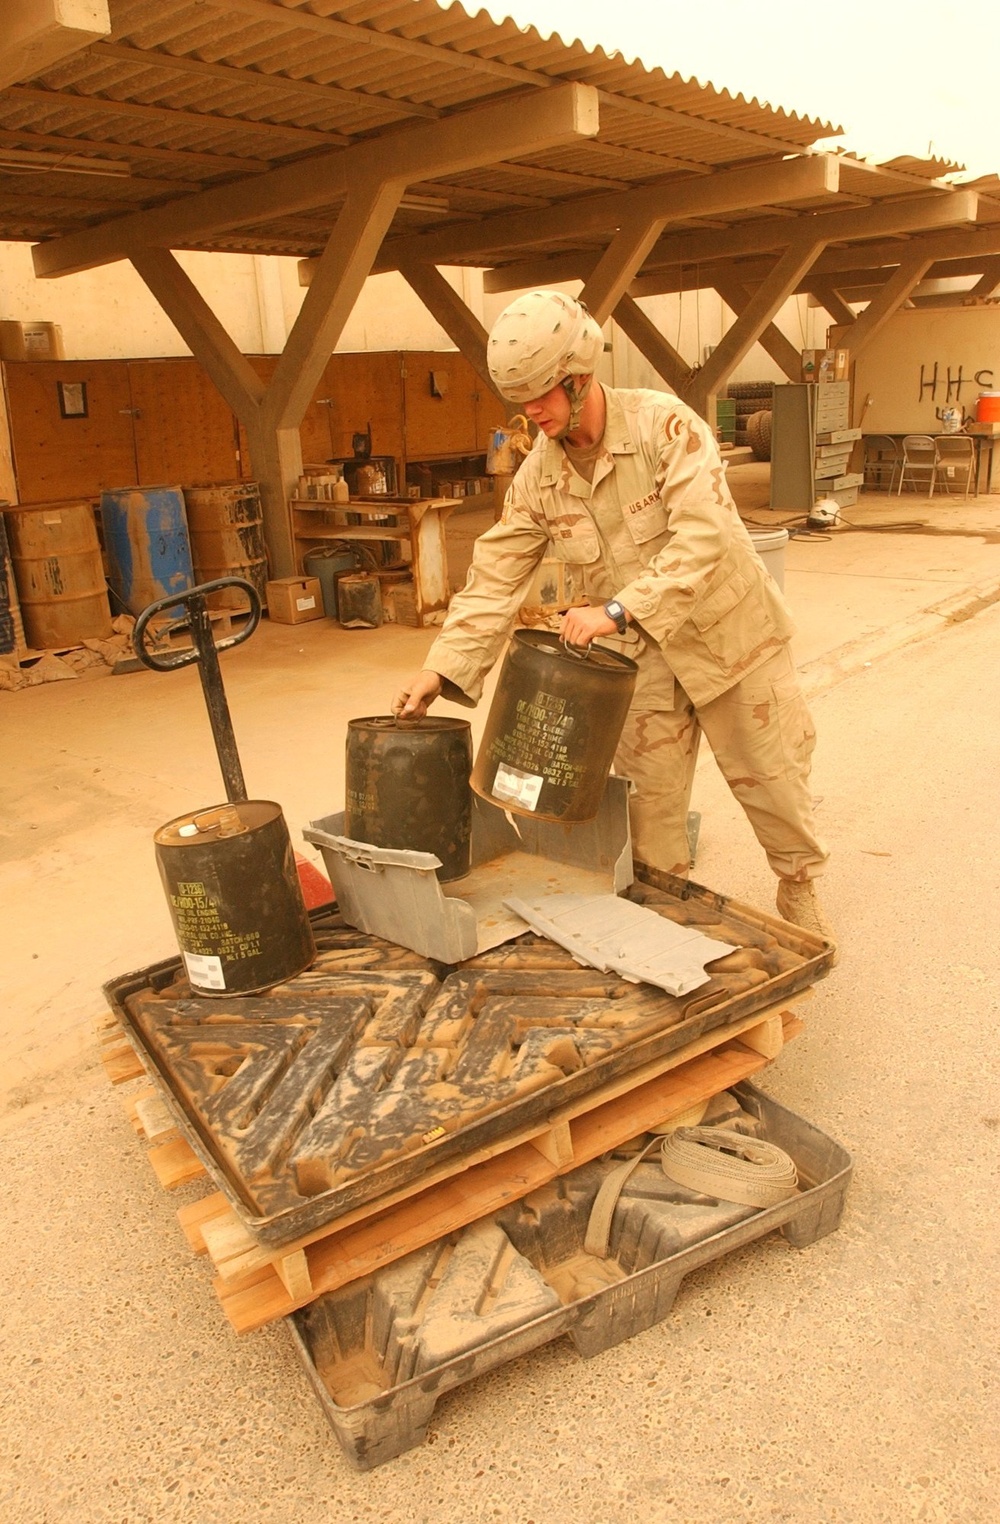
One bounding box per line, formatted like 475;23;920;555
603;599;630;635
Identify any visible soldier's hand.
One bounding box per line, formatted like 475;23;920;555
392;669;442;719
560;604;619;648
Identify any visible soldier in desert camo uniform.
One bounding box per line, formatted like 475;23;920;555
394;289;833;943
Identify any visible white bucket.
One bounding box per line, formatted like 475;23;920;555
749;527;789;591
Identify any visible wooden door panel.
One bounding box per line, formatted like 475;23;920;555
403;351;478;459
321;352;404;465
237;355;335;471
4;360;135;502
128;359;240;486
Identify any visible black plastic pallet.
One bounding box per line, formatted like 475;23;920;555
288;1082;852;1471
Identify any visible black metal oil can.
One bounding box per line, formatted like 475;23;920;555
154;800;316;996
344;715;473;881
470;629;637;823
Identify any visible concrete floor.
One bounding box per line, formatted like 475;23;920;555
2;468;999;1520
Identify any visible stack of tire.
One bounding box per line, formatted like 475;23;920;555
727;381;774;461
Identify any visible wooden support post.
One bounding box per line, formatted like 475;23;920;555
266;181;404;433
714;278;803;381
398;262;502;402
129;248;265;422
808;281;857;330
683;238;826;419
133;183;406;577
968;256;1000;298
580;215;669;325
130;248;299;574
240;419;304;578
842;256;935;356
612;293;691;395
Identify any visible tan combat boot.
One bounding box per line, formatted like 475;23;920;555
775;878;837;961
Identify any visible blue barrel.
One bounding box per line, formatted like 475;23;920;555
100;486;195;618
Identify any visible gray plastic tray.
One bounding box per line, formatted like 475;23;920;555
303;775;633;963
288;1081;852;1471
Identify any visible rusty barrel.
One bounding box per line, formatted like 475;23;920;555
6;500;112;649
154;800;315;996
182;481;268;613
471;628;638;823
344;715;473;881
100;485;194;618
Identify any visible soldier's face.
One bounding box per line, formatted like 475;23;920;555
523;379;572;437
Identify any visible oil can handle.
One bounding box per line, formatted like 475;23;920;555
559;635;592;660
133;578;261;673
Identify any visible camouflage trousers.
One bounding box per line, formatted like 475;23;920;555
613;645;828;881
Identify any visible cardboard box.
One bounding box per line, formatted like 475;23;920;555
266;576;325;624
0;321;64;361
801;348;849;384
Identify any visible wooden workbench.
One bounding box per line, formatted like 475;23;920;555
292;494;462;627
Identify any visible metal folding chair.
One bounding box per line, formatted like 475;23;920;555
897;435;937;496
934;435;976;499
863;434;900;492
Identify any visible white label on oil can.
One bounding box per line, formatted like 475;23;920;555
183;951;226;990
492;763;543;811
296;596;316;611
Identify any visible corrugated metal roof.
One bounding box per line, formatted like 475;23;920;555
1;0;839;254
3;0;995;290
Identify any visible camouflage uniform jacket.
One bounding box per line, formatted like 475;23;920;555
424;386;795;710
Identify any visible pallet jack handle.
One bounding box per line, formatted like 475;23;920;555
133;578;262;805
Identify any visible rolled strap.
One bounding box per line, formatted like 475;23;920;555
659;1127;798;1210
584;1126;798;1259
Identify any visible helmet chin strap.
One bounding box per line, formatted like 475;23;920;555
556;374;593;439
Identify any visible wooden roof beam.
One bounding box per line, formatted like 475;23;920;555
266;177;403;430
581;214;672;324
841;255;936;354
612;293;691;394
129;246;266;423
484;249;596;293
368;154;840;274
811;225;1000;277
684;237;826;417
398;262;501;401
970;256;1000;297
713;277;802;381
627;189;980;289
807;280;856;328
33;80;599;277
1;0;109;90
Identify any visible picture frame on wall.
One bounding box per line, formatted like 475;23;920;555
57;380;88;419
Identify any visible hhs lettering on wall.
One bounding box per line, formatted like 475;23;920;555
918;362;995;422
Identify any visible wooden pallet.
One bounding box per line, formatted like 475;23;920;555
145;605;253;651
103;1002;804;1333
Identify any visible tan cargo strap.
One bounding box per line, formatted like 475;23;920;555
584;1127;798;1259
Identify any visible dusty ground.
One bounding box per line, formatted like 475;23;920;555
2;472;999;1521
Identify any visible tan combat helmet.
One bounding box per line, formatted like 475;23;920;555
487;289;604;432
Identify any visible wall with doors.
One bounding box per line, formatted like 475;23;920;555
2;350;504;504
